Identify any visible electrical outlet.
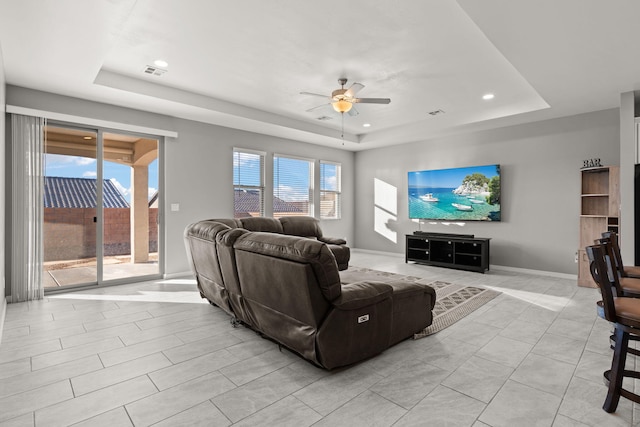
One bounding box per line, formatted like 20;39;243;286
171;203;180;212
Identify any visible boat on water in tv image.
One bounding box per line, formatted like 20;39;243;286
420;193;439;202
452;203;473;211
408;164;501;221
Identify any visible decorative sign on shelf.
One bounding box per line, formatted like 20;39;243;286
581;158;602;169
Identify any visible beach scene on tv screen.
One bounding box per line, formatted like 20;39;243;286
408;164;501;221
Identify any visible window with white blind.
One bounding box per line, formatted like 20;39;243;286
273;155;313;218
233;149;265;218
320;161;341;219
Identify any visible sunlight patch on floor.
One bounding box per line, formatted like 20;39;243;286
491;287;571;311
47;278;204;304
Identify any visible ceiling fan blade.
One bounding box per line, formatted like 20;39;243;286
344;83;364;97
347;106;359;117
353;97;391;104
300;91;329;99
305;103;330;112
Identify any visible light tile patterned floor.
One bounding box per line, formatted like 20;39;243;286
0;250;635;426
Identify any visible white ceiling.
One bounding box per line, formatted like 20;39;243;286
0;0;638;151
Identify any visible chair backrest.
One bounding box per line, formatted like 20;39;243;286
598;236;625;296
602;231;626;278
586;244;618;323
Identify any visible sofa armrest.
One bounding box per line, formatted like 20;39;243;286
317;281;393;369
331;281;393;310
319;236;347;245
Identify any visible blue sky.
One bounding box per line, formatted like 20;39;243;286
45;154;159;203
408;164;499;188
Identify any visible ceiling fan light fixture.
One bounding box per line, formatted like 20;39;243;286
332;99;352;113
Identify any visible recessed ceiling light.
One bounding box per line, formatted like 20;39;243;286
482;93;495;100
154;59;168;68
363;123;371;128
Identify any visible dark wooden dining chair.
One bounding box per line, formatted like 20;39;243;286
602;231;640;279
599;234;640;298
586;244;640;412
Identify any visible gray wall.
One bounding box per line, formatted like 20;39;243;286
165;120;355;275
6;86;354;279
354;109;620;275
3;84;624;280
620;91;636;266
0;46;5;318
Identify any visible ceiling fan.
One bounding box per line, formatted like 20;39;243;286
301;78;391;117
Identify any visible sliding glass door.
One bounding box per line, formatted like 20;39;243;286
43;125;161;290
102;132;160;282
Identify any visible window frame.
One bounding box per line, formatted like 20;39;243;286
320;160;342;220
233;148;266;218
272;153;314;218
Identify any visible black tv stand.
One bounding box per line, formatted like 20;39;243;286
413;231;475;239
406;233;490;273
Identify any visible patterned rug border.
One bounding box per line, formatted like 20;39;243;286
341;267;501;339
413;284;501;338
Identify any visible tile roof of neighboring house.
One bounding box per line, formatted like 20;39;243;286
44;177;129;208
234;189;303;215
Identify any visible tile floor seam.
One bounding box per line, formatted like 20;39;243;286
290;394;324;425
207;397;233;425
366;387;412;414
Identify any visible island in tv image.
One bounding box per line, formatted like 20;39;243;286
408;164;501;221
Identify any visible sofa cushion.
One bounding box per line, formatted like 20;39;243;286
239;217;284;233
183;220;233;314
326;244;350;271
331;281;393;310
233;231;342;302
279;216;322;238
385;280;436;345
207;218;242;229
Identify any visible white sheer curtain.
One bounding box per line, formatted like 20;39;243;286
11;114;45;302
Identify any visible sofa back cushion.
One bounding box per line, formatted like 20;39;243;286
184;220;232;314
214;227;253;324
208;218;242;229
233;232;340;361
279;216;322;238
233;232;341;302
238;217;284;233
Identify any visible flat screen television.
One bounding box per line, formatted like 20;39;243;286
408;164;501;221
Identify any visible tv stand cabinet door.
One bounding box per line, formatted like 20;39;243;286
406;235;430;263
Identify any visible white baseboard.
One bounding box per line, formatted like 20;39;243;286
490;264;577;280
351;247;577;280
351;248;404;258
0;297;6;344
163;271;193;280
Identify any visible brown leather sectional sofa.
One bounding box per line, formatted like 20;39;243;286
184;216;436;369
206;216;351;270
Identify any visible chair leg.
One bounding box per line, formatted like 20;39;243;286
604;327;629;413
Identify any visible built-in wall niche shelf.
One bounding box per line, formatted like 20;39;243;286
578;166;620;287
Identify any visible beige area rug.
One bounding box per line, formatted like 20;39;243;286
340;267;501;338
